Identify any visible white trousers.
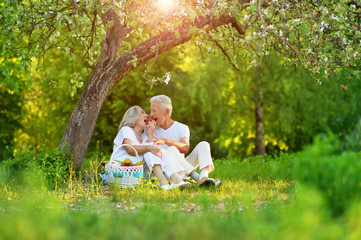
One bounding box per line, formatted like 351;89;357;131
143;150;186;180
166;141;215;176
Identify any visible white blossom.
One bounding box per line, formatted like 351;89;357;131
164;72;171;85
330;15;339;21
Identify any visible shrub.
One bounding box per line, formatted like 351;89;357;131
342;118;361;152
2;144;72;189
292;133;361;216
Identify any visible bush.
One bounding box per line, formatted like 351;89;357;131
342;118;361;152
2;144;71;189
292;133;361;216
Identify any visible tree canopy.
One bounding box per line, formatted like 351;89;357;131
1;0;361;165
2;0;360;80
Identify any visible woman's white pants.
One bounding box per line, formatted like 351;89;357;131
143;150;186;180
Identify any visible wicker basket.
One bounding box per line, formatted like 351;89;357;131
105;144;143;188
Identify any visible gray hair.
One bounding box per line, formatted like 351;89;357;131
119;106;142;130
150;95;172;116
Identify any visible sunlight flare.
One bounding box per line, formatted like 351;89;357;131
157;0;175;11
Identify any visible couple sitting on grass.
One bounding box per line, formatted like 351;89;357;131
111;95;222;190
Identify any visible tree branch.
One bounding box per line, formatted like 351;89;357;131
209;35;242;72
96;9;132;70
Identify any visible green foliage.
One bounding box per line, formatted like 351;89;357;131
292;133;361;216
1;0;360;157
13;47;87;150
172;48;361;158
2;0;361;167
0;0;105;69
342;119;361;152
0;48;27;161
0;86;22;161
2;144;71;189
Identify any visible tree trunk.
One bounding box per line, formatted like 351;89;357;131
59;10;237;168
255;71;265;156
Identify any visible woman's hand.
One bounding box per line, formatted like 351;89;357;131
148;145;162;158
154;138;167;145
146;137;157;143
146;119;157;142
146;118;156;130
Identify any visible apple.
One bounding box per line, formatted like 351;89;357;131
123;158;132;166
146;117;155;124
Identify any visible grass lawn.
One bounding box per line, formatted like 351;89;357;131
1;144;361;239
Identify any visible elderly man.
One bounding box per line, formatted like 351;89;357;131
147;95;222;187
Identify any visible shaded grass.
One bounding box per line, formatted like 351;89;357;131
0;155;295;240
2;138;361;239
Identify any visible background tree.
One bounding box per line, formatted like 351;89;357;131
175;48;361;158
2;0;361;167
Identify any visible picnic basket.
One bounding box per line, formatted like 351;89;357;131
104;144;143;188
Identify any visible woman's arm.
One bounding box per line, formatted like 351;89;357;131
123;138;162;157
153;137;190;154
146;119;156;142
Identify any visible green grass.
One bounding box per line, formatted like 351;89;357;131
1;136;361;239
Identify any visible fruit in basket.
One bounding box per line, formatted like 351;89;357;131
123;158;132;166
146;117;155;124
136;161;143;166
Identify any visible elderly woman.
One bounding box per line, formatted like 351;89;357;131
112;106;190;190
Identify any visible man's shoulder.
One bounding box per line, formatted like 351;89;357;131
173;121;189;129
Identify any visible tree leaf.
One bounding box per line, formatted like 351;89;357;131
174;30;180;38
55;20;61;30
289;31;295;43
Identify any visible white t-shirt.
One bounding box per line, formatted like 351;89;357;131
152;121;189;149
112;126;146;163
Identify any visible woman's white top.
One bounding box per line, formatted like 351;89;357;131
112;126;146;163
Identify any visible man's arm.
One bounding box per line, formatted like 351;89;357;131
154;137;190;154
123;138;162;157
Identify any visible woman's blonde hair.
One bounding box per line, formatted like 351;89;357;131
118;106;142;130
